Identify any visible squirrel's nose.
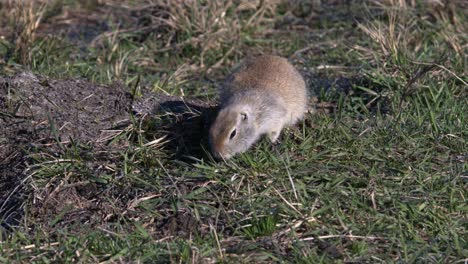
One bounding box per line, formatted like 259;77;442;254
211;149;222;160
212;150;231;161
212;152;221;160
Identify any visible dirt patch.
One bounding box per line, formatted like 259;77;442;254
0;72;216;232
0;72;130;230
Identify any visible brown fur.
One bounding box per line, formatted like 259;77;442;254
209;55;307;159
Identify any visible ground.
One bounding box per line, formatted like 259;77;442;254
0;0;466;263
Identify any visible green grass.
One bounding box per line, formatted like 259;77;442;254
1;0;467;263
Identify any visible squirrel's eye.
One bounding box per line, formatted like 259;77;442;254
229;129;237;140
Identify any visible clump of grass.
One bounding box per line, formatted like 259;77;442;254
241;214;279;239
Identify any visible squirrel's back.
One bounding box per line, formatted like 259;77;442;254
221;55;307;124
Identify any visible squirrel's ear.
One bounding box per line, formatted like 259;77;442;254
240;112;248;121
240;104;252;121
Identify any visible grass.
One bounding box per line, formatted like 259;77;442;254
1;0;467;263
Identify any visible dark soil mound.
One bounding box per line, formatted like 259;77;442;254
0;72;215;231
0;72;131;228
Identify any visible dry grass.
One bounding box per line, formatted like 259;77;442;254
127;0;282;70
359;0;467;60
355;0;466;100
3;0;46;64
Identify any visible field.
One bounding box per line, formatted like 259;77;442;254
0;0;466;262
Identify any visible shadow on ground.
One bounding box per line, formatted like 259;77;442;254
132;95;218;161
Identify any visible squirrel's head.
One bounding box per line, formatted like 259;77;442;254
209;104;259;160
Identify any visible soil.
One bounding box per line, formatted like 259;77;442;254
0;72;216;232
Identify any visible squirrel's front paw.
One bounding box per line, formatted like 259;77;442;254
268;130;281;144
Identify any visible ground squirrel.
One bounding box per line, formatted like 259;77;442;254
209;55;308;160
